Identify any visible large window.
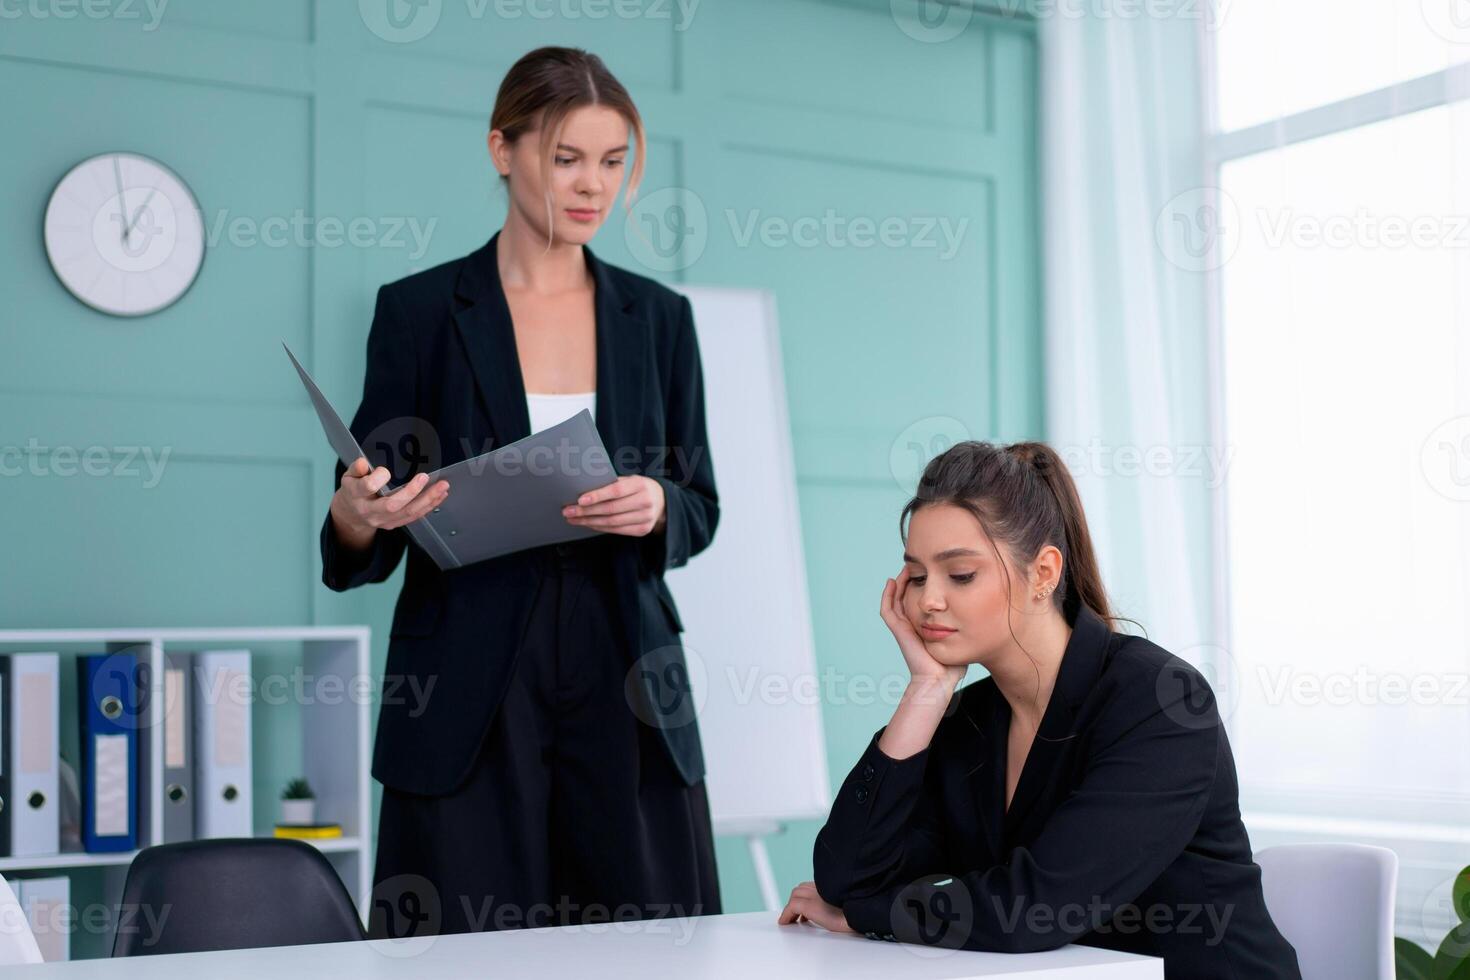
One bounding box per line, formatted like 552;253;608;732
1209;1;1470;943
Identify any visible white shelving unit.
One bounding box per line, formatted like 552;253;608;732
0;627;373;955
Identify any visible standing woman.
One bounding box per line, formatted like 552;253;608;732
780;442;1300;978
321;47;721;935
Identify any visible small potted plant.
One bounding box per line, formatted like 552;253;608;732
280;778;316;826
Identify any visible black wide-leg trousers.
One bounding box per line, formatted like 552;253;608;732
370;539;722;937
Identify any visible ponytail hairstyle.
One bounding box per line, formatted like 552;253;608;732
899;440;1137;634
489;47;647;235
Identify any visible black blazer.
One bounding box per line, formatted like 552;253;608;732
319;231;718;796
812;592;1302;978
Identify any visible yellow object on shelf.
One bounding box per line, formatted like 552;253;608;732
272;823;343;840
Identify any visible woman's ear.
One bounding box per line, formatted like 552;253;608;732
487;129;511;178
1031;544;1064;595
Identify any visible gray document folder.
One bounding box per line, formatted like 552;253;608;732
284;342;616;570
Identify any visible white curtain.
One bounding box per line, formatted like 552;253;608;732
1039;3;1217;659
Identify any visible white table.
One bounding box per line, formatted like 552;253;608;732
28;911;1163;978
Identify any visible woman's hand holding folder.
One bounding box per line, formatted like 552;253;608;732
330;456;450;553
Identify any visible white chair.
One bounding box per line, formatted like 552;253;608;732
0;874;44;965
1254;842;1397;980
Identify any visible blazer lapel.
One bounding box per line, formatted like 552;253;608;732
452;232;530;451
583;241;649;668
450;231;649;460
998;595;1112;842
963;686;1007;860
585;241;649;464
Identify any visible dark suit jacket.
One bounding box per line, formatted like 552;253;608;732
812;592;1302;978
319;230;718;796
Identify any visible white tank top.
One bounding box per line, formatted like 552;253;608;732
525;390;597;434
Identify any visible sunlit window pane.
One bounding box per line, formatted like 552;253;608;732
1220;102;1470;813
1215;0;1470;131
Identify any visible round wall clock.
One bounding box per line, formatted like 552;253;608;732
43;152;206;317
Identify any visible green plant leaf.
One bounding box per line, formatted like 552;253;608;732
1454;867;1470;925
1399;936;1435;980
280;777;314;800
1432;922;1470;980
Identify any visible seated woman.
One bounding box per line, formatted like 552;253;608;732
779;440;1301;978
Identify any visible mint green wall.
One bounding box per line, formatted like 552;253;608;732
0;0;1038;918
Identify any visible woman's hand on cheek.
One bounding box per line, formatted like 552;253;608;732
882;567;966;689
776;882;855;934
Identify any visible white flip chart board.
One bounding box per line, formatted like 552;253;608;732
667;286;831;832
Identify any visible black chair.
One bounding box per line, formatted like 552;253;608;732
111;838;366;956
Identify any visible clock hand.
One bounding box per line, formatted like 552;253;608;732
112;155;130;246
124;187;157;239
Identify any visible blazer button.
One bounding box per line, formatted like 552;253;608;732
860;763;875;783
854;785;870;803
864;930;879;940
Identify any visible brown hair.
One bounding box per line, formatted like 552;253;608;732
899;440;1137;634
489;47;646;226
